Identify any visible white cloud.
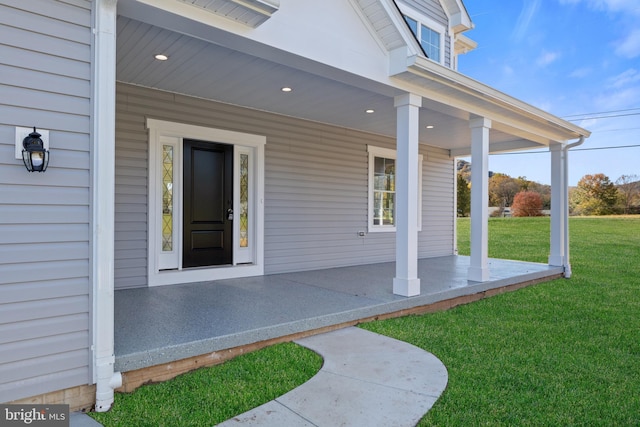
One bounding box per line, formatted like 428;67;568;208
512;0;541;42
595;86;640;110
597;0;640;15
569;67;592;78
558;0;640;15
615;28;640;58
606;68;640;88
585;69;640;111
536;51;561;67
503;65;514;76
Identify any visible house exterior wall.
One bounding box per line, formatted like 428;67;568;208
0;0;93;402
399;0;453;67
114;83;455;288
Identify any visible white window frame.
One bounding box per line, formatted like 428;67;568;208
146;119;265;286
367;145;423;233
399;6;446;65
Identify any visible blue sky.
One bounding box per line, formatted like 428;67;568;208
459;0;640;185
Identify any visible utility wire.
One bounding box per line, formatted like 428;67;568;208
566;112;640;122
491;144;640;156
562;107;640;119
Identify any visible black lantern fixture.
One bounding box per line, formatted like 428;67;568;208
22;127;49;172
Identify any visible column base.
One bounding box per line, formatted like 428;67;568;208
548;255;565;267
467;266;489;282
393;277;421;297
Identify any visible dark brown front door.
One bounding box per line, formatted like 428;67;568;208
183;139;233;268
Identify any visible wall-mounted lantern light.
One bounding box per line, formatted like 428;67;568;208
22;127;49;172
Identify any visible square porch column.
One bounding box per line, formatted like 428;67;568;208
468;117;491;282
549;143;566;266
393;93;422;297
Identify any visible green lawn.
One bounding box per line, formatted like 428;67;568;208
362;216;640;425
92;217;640;426
89;343;322;426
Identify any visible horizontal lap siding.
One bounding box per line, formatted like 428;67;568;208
115;84;454;283
114;101;149;289
420;149;455;257
0;1;92;402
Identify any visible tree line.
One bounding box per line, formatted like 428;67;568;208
456;160;640;217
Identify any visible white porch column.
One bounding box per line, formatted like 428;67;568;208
93;0;121;412
468;117;491;282
393;93;422;297
549;143;565;266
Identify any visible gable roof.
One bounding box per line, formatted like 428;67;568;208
439;0;473;33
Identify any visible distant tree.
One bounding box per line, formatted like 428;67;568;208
457;172;471;217
528;181;551;210
489;173;519;208
457;159;472;183
570;173;620;215
511;191;544;217
615;174;640;214
516;176;530;191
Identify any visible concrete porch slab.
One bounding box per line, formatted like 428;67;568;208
115;255;563;372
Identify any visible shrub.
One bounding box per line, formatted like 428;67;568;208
511;191;543;217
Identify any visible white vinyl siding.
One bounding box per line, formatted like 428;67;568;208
0;0;92;403
114;83;455;284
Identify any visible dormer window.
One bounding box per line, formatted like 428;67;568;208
404;15;444;64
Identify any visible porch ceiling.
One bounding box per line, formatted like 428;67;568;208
116;4;547;155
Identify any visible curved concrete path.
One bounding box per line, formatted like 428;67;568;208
217;327;448;426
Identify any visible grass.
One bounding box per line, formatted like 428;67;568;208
361;216;640;426
89;342;322;426
91;216;640;426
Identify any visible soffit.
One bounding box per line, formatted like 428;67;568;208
175;0;279;27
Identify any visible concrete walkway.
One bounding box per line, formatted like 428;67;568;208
72;327;447;427
217;327;448;426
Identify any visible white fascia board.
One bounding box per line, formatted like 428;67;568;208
399;56;591;142
450;139;545;158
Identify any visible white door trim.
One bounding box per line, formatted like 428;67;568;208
146;118;265;286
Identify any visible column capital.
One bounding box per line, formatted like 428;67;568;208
394;93;422;108
549;142;564;152
469;117;492;129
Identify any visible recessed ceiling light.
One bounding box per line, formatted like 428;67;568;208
281;87;292;92
365;109;375;114
154;54;169;61
426;125;434;129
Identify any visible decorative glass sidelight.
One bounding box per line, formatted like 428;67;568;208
239;153;249;247
162;145;174;251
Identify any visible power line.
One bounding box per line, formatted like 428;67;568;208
566;112;640;122
595;127;640;133
491;144;640;156
562;107;640;119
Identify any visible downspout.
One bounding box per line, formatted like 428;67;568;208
93;0;122;412
562;136;585;278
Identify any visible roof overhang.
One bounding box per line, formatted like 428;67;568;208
389;52;591;155
114;0;590;158
440;0;473;33
173;0;279;27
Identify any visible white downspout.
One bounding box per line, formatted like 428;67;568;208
92;0;121;411
562;136;585;278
